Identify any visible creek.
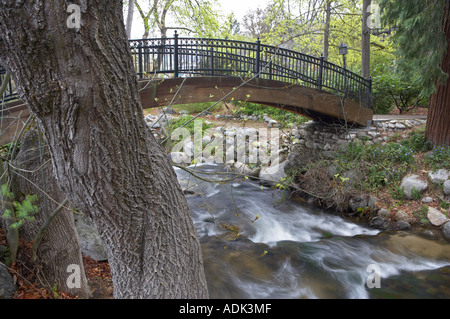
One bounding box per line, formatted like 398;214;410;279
176;164;450;299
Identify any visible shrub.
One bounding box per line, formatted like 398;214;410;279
372;73;426;115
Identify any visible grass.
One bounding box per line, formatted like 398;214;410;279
233;101;310;127
171;102;223;115
335;126;436;194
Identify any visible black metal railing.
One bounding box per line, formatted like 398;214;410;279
1;33;372;108
129;32;372;107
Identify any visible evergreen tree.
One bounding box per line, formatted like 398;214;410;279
381;0;450;146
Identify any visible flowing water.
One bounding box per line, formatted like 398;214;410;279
176;164;450;299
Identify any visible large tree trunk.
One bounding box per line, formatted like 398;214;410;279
323;0;331;61
361;0;371;79
126;0;135;39
426;4;450;147
0;1;208;299
12;129;91;298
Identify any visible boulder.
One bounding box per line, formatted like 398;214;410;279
443;222;450;241
232;161;252;176
162;107;177;115
444;180;450;196
427;207;449;227
168;152;191;164
74;214;108;262
348;196;368;213
369;216;390;230
348;195;377;213
394;210;414;223
377;208;391;219
421;197;433;203
400;175;428;200
0;266;16;299
428;169;449;184
393;220;411;231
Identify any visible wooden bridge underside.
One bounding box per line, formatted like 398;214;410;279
140;77;373;126
0;76;372;145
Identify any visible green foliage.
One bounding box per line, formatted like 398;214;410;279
168;115;213;136
52;284;59;299
134;0;225;38
380;0;449;97
329;126;442;193
1;185;39;230
372;72;426;115
171;102;222;115
440;199;450;210
235;101;309;127
400;127;433;153
413;205;430;224
0;142;21;159
424;146;450;170
336;134;423;191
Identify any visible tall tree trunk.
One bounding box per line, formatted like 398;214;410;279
126;0;135;39
323;0;332;60
0;1;209;299
361;0;371;78
12;129;91;298
426;4;450;147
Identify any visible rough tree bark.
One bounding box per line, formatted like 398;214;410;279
426;3;450;147
12;129;91;298
0;1;209;298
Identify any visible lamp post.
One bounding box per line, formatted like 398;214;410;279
339;41;348;69
339;41;348;99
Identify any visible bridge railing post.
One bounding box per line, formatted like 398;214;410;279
174;31;179;78
138;43;143;80
367;76;373;108
317;55;324;91
210;46;214;76
255;38;261;78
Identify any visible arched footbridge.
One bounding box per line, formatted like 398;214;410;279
1;33;372;144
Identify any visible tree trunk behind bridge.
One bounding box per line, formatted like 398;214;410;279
426;3;450;147
0;1;208;299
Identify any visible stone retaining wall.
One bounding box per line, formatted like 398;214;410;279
287;118;427;156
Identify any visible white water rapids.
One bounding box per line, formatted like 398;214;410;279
176;164;450;299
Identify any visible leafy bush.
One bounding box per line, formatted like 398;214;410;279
372;73;426;115
1;184;39;230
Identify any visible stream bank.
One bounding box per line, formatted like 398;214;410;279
152;108;449;241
